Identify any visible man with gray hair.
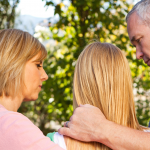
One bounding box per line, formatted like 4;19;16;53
59;0;150;149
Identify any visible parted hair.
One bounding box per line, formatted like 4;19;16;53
0;29;47;97
126;0;150;25
66;42;143;150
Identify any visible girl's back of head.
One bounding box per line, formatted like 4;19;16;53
66;42;142;150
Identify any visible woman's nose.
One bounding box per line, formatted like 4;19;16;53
41;69;48;81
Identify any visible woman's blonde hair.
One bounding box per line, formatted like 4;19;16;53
66;42;143;150
0;29;47;97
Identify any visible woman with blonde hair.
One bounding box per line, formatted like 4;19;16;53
0;29;63;150
47;42;145;150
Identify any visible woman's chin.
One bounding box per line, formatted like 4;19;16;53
23;97;38;102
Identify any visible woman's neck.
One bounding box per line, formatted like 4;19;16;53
0;95;23;112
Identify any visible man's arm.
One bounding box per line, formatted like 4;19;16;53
58;104;150;150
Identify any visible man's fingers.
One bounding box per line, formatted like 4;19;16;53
58;127;71;137
64;121;70;127
58;127;79;141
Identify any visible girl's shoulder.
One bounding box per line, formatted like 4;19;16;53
47;132;67;150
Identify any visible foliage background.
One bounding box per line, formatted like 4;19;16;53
1;0;150;135
0;0;20;29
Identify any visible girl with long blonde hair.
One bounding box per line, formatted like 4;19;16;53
47;42;145;150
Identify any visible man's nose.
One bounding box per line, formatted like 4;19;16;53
136;48;143;60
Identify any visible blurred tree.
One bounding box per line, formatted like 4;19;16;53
19;0;150;135
0;0;20;29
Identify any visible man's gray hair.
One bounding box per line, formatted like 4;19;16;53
126;0;150;25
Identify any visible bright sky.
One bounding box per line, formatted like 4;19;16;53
17;0;139;18
16;0;56;18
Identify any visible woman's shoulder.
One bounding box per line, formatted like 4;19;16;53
0;105;64;150
0;104;43;139
0;104;32;124
0;104;40;138
47;132;67;150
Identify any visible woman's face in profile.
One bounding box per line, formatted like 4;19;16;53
22;52;48;101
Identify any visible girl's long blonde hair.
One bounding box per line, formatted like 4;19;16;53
65;42;143;150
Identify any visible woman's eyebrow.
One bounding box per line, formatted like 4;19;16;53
33;60;43;63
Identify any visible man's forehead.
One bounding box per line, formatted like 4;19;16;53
127;12;144;39
127;12;147;28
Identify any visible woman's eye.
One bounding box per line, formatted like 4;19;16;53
36;64;42;68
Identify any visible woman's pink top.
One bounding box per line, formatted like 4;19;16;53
0;104;63;150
